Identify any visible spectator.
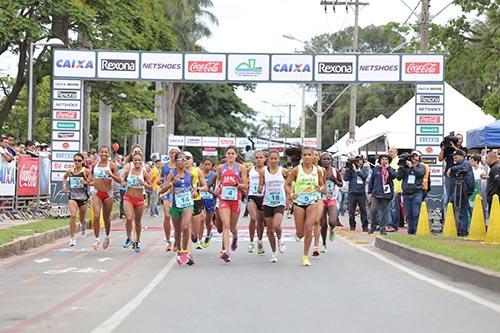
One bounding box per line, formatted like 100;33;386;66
439;133;468;208
0;136;14;162
337;167;349;216
6;134;17;157
387;146;403;232
149;160;162;217
16;142;26;155
485;152;500;216
447;149;474;236
24;140;39;157
344;156;369;232
368;153;396;235
469;154;488;214
397;151;425;235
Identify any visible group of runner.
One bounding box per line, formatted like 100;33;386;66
62;144;343;267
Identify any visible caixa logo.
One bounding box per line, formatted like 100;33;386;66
101;59;136;71
273;64;311;72
56;59;94;69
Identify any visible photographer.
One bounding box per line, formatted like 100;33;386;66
344;156;369;231
485;152;500;216
439;133;468;205
397;151;425;235
368;154;396;235
447;150;474;236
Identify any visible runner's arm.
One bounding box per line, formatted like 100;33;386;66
285;167;298;201
197;169;208;192
238;164;248;191
159;172;175;196
258;169;265;194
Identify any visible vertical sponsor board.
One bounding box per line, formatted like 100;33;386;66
17;156;40;196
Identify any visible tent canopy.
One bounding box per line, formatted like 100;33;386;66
467;120;500;148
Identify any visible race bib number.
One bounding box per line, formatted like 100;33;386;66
296;192;316;205
69;177;84;189
356;176;364;185
201;191;213;200
326;180;335;194
408;175;416;185
221;186;238;201
94;169;108;179
175;190;194;208
264;191;284;206
383;184;391;194
249;182;260;196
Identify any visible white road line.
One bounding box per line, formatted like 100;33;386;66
91;256;176;333
339;236;500;315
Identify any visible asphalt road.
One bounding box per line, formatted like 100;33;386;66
1;214;499;333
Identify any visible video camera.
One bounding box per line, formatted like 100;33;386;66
398;152;412;167
346;156;362;169
441;131;459;149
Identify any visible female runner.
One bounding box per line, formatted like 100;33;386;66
215;146;248;263
247;151;266;254
63;153;91;246
90;146;122;250
200;158;217;248
121;152;153;253
161;146;181;251
312;150;324;257
285;147;325;266
319;152;342;252
259;150;288;262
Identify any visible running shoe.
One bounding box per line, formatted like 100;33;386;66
295;235;302;242
69;238;76;247
312;246;320;257
122;238;133;249
93;238;100;250
186;254;195;266
257;241;265;255
278;239;286;253
302;255;311;267
191;235;198;243
180;251;190;265
320;245;327;253
80;223;87;238
134;242;141;253
202;236;212;248
220;250;231;263
231;237;238;251
102;236;110;250
329;228;335;241
248;242;255;253
176;252;183;266
196;240;203;250
165;241;173;252
270;254;278;263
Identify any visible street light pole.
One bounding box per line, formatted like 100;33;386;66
28;42;34;141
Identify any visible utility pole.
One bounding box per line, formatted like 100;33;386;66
420;0;430;53
316;83;323;149
288;103;292;135
300;85;306;140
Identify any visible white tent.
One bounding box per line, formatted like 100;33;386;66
327;82;495;154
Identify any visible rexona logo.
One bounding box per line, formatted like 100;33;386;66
318;62;353;74
56;59;94;69
405;62;440;74
273;64;311;72
142;63;181;70
419;95;442;104
101;59;136;71
235;59;262;76
56;91;78;99
188;61;223;73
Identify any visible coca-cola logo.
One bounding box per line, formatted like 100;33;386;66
188;61;223;73
55;111;78;119
19;164;38;188
405;62;440;74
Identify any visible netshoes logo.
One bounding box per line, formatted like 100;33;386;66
142;63;181;70
273;64;311;72
56;59;94;69
101;59;136;71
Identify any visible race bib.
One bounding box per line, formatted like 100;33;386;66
94;169;108;179
200;191;213;200
326;180;335;194
221;186;238;201
408;175;416;185
174;189;194;208
69;177;84;189
264;191;284;207
356;176;363;185
296;192;316;205
383;184;391;194
249;182;260;196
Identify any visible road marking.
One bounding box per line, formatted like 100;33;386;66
91;256;176;333
44;267;106;275
75;252;87;259
21;275;40;284
339;236;500;315
97;257;112;263
34;258;51;263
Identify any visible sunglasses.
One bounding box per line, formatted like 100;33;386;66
186;156;192;160
74;159;83;162
176;158;187;162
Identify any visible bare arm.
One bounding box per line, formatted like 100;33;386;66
285;167;298;201
159;172;175;196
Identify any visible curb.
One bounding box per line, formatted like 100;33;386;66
375;236;500;293
0;212;121;259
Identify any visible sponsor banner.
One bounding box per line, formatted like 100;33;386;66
184;53;226;81
428;165;443;176
52;131;80;141
255;138;270;148
51;172;66;181
184;136;202;147
314;54;355;82
140;52;183;80
53;100;81;110
39;156;50;195
416;135;442;146
401;54;444;82
271;54;313;82
430;176;443;186
269;138;285;148
53;110;80;121
52;141;80;151
17;155;40;196
228;54;270;81
303;137;318;147
0;160;16;196
52;161;74;172
416;115;443;125
416;84;444;94
416;104;444;114
416;94;443;105
53;121;80;130
53;80;82;90
422;156;443;166
52;151;77;161
202;136;219;147
53;89;81;100
416;145;441;155
168;135;185;146
357;55;400;81
53;50;96;78
97;51;140;79
286;137;302;146
417;125;443;135
218;137;236;147
236;137;251;148
202;147;218;157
